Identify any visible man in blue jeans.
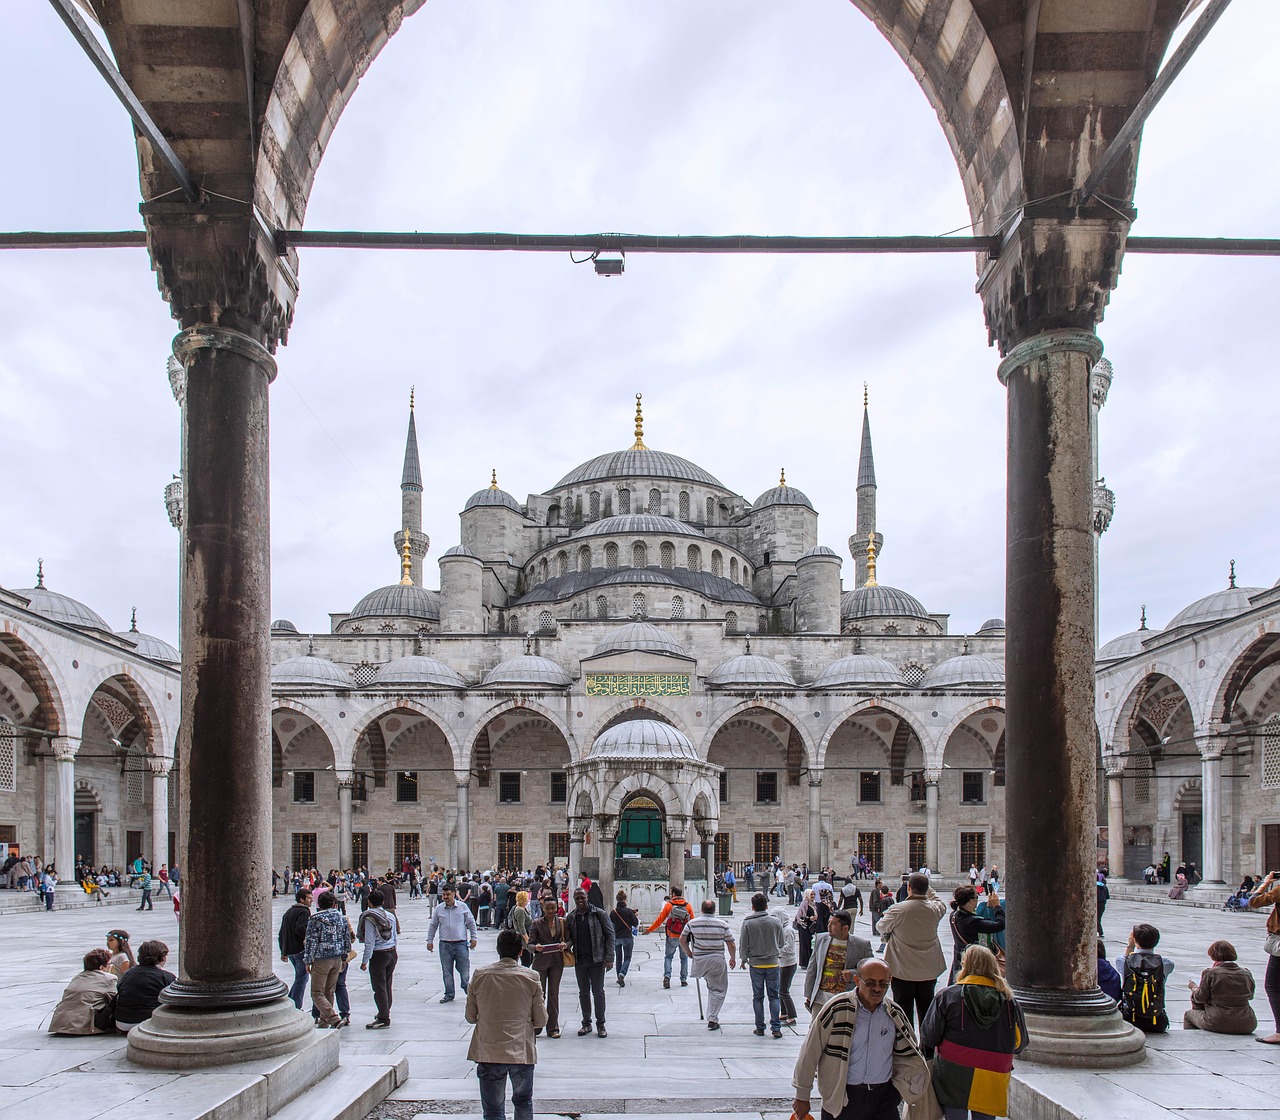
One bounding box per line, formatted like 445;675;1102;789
428;884;479;1002
277;887;313;1009
738;891;786;1037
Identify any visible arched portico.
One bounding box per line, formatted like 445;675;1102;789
939;706;1006;876
271;707;340;870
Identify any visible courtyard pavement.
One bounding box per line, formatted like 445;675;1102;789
2;889;1276;1119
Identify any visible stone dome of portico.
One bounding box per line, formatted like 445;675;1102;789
588;719;699;762
592;621;688;659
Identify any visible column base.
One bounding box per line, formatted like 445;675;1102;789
1017;990;1146;1068
127;996;314;1070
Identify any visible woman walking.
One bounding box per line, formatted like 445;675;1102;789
793;889;819;969
610;890;638;986
920;944;1027;1120
528;888;568;1038
774;906;799;1026
1249;871;1280;1044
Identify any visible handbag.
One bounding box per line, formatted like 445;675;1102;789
951;911;1006;977
1264;932;1280;957
93;995;117;1033
560;921;576;967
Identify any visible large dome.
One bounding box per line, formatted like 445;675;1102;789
272;655;351;689
592;621;688;659
841;585;929;622
811;655;904;690
706;654;796;689
588;718;699;761
1166;585;1264;631
921;654;1005;689
15;585;111;632
482;654;571;689
574;515;706;539
554;449;724;490
377;655;467;689
349;584;441;622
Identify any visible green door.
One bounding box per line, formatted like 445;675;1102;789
616;804;663;859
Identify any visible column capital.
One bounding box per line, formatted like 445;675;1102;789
50;736;77;762
454;773;472;789
337;771;356;789
807;775;823;788
1198;736;1227;762
173;326;277;384
147;755;172;778
568;818;590;841
996;328;1103;386
1103;757;1126;779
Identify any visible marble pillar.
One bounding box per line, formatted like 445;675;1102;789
52;737;76;883
568;823;585;891
1105;763;1127;881
337;774;354;870
668;825;687;892
455;779;471;871
1199;735;1226;884
998;329;1143;1066
150;758;171;872
596;820;617;909
807;778;822;871
924;780;940;871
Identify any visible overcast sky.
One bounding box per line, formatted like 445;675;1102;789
2;1;1276;649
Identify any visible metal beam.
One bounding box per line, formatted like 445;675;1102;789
1076;0;1234;207
46;0;199;203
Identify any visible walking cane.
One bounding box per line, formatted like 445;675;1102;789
695;975;704;1020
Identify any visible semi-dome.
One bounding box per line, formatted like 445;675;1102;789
592;621;688;659
1097;626;1161;661
841;585;930;621
441;544;479;558
588;718;699;761
977;618;1005;635
574;514;707;539
1166;584;1265;631
272;655;351;689
482;654;571;689
753;484;814;511
554;449;724;490
377;654;467;689
118;628;179;663
15;584;111;632
271;619;299;633
811;655;904;690
349;584;441;622
706;654;796;689
921;653;1005;689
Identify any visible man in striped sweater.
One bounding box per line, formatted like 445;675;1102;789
680;900;736;1030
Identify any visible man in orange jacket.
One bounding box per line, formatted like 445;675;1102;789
646;886;695;989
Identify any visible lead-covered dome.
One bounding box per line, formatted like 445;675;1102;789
706;654;796;689
377;655;467;689
574;514;706;539
921;653;1005;689
554;449;724;490
464;486;523;514
15;584;111;631
977;618;1005;635
592;621;688;659
1098;626;1161;661
271;619;299;633
482;654;571;689
841;585;930;622
349;584;441;622
812;655;904;690
272;655;351;689
441;544;479;558
118;627;179;663
588;718;699;761
753;483;814;511
1166;584;1265;631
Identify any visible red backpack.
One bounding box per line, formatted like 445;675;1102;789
665;900;691;937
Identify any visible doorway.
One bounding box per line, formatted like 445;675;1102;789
74;811;95;866
616;795;663;859
1181;812;1203;871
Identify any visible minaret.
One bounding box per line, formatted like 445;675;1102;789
848;384;884;587
1090;358;1115;648
393;388;430;585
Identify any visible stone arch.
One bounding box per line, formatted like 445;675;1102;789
73;776;104;813
1104;666;1197;759
936;700;1006;768
817;698;930;769
0;626;69;736
703;698;815;766
469;699;575;767
601;770;687;818
349;699;461;770
273;699;347;767
1172;776;1202;811
77;666;168;755
1208;629;1280;730
585;700;693;754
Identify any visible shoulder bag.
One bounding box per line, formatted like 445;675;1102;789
951;910;1006;977
560;918;576;968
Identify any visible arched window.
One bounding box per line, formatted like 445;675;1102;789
671;595;685;619
725;611;738;634
557;551;568;578
0;718;14;792
679;491;690;520
687;545;702;572
508;615;520;634
632;541;648;568
1264;714;1280;790
706;496;715;524
660;542;675;569
729;557;739;582
1132;745;1153;803
604;542;619;570
547;504;560;526
578;545;592;572
883;623;899;635
632;592;647;619
699;604;708;619
589;491;600;520
618;488;630;514
595;596;608;619
648;488;661;514
711;550;723;577
539;558;549;584
127;743;145;804
741;564;750;584
538;610;555;634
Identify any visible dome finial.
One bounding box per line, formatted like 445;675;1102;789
1139;604;1147;630
489;469;499;490
865;536;878;588
863;382;868;410
130;607;138;633
409;385;415;411
1229;559;1236;589
779;468;786;487
631;394;647;450
306;636;315;657
35;558;45;589
744;635;752;655
400;533;414;586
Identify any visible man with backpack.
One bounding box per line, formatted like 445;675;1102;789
646;886;696;989
1116;922;1174;1032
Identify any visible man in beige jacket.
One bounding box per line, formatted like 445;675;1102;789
466;929;548;1120
874;872;946;1035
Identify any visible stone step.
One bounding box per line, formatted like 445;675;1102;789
272;1057;407;1120
0;888;146;914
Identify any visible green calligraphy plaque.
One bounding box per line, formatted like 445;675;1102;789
585;673;690;697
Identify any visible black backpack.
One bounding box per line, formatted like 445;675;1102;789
1121;953;1169;1032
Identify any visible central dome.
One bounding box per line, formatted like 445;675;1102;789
349;584;441;622
554;449;724;490
589;718;699;761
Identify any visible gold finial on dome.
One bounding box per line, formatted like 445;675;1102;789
409;385;415;411
399;533;414;586
489;469;499;490
779;468;786;487
865;536;878;588
631;394;647;450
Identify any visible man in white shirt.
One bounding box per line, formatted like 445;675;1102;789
428;884;480;1003
680;900;736;1030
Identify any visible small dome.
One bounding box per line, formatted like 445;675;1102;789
842;585;929;621
378;655;467;689
271;619;299;633
812;655;904;690
1098;626;1161;661
464;487;524;514
482;654;571;689
272;655;351;689
593;621;688;659
588;718;699;761
15;586;111;631
976;618;1005;635
349;584;440;622
753;484;814;511
574;515;706;539
1167;585;1265;631
118;629;179;663
555;449;724;489
441;544;479;558
800;545;840;560
706;654;796;689
921;654;1005;690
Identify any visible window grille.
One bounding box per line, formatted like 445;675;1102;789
960;832;987;872
508;615;520;634
557;552;568;577
0;721;14;793
632;592;647;619
291;833;318;870
589;491;600;519
687;546;701;572
595;596;608;619
538;611;555;635
883;623;899;635
498;833;523;869
753;832;780;866
741;565;750;584
671;595;684;619
679;492;690;520
706;497;715;524
499;772;522;803
352;772;368;801
857;832;884;871
715;832;730;866
909;771;926;801
648;489;661;514
632;542;648;567
660;542;675;569
718;771;729;802
550;771;567;803
293;770;315;803
908;833;927;870
902;662;926;687
397;770;418;802
711;550;723;577
540;559;549;583
962;772;985;804
859;771;881;803
127;746;145;804
1263;714;1280;790
1133;748;1152;803
700;605;708;619
351;832;369;870
548;832;570;862
379;622;395;633
725;611;738;634
394;832;419;868
578;545;592;572
353;661;379;686
618;489;630;514
755;771;779;803
604;543;618;569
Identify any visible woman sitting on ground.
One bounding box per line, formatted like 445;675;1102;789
114;940;176;1032
1184;940;1256;1034
49;948;118;1035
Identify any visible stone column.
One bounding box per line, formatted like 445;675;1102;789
337;773;354;870
128;323;310;1068
996;327;1144;1066
150;757;171;872
567;819;587;890
1199;734;1226;885
925;778;940;872
51;737;77;884
807;777;822;871
455;778;471;871
1104;760;1127;881
596;819;617;909
667;816;688;891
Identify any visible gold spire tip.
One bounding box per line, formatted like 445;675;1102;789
865;535;879;588
489;469;499;490
399;532;414;586
631;393;647;450
779;468;786;487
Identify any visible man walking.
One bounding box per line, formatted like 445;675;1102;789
804;910;874;1014
564;887;614;1036
739;892;787;1038
156;864;172;899
278;887;313;1010
136;867;154;910
466;929;547;1120
874;872;946;1034
304;891;352;1028
645;885;695;989
680;899;736;1030
428;883;479;1003
358;886;398;1028
791;958;931;1120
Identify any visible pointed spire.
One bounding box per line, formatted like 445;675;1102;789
1228;559;1236;589
779;468;786;487
1139;605;1148;631
631;394;647;450
400;533;414;586
130;607;139;633
400;387;422;491
489;469;499;490
35;558;45;589
858;388;876;489
865;536;878;588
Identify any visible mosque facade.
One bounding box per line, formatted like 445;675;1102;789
2;377;1277;896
